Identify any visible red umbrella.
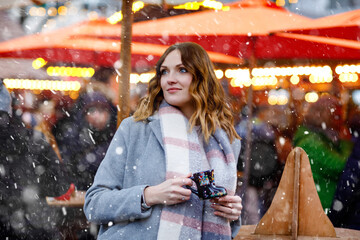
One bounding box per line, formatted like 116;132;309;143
0;19;242;71
128;0;360;64
283;9;360;41
266;9;360;61
17;0;312;64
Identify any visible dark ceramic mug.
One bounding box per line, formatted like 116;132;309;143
185;169;227;199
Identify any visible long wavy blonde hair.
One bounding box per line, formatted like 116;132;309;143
133;42;240;143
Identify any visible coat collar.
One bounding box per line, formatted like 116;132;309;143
148;115;164;149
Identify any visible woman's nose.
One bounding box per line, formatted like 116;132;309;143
166;71;177;84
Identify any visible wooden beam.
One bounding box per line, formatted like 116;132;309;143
117;0;134;127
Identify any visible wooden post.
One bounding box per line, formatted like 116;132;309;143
292;148;300;240
117;0;134;127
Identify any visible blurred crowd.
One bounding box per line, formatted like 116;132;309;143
0;80;118;239
235;94;360;232
1;76;360;239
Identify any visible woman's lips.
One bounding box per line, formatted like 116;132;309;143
167;88;181;93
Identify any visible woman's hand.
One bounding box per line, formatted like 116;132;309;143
210;195;242;221
144;173;192;206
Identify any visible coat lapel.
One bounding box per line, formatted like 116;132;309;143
148;116;164;149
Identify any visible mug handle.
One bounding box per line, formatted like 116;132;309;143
185;176;199;196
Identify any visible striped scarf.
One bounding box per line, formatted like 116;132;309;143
157;101;237;240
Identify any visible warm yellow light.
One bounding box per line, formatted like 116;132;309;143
107;11;123;24
58;6;68;16
133;1;145;12
224;65;339;88
203;0;223;10
222;6;230;11
225;68;250;79
305;92;319;103
226;69;251;87
309;73;333;83
46;66;95;78
32;58;47;69
290;75;300;85
3;79;81;91
38;7;46;16
174;0;224;10
186;2;200;10
48;7;57;16
107;1;144;24
252;76;277;86
130;74;140;84
139;73;155;83
276;0;285;7
324;75;333;83
215;69;224;79
336;64;360;74
268;91;288;105
339;73;359;83
29;7;37;16
70;91;79;99
277;95;289;105
225;69;234;78
268;95;277;105
252;65;332;77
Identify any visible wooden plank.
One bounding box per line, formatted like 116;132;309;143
235;225;360;240
292;148;300;240
46;190;86;207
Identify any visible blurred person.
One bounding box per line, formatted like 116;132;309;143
0;81;74;239
84;42;242;239
11;90;37;129
236;106;279;225
34;99;63;162
57;90;117;191
129;83;147;115
328;107;360;230
293;95;353;212
258;105;297;165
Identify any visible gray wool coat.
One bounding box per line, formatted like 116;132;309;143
84;116;241;239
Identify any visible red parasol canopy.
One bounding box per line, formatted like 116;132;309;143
128;0;360;63
283;8;360;40
0;19;241;71
266;8;360;59
1;0;360;71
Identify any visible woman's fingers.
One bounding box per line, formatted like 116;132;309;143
212;195;242;204
148;174;193;206
211;203;241;221
210;195;243;221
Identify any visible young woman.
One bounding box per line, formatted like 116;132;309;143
84;42;242;239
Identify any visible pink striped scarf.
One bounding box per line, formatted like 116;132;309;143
157;101;237;240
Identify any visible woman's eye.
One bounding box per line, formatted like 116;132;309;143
179;67;188;73
160;69;168;75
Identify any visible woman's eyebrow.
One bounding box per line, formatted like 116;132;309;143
161;63;184;68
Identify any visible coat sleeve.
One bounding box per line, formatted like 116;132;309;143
231;138;242;238
83;118;152;224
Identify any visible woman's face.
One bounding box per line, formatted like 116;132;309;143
160;50;194;119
